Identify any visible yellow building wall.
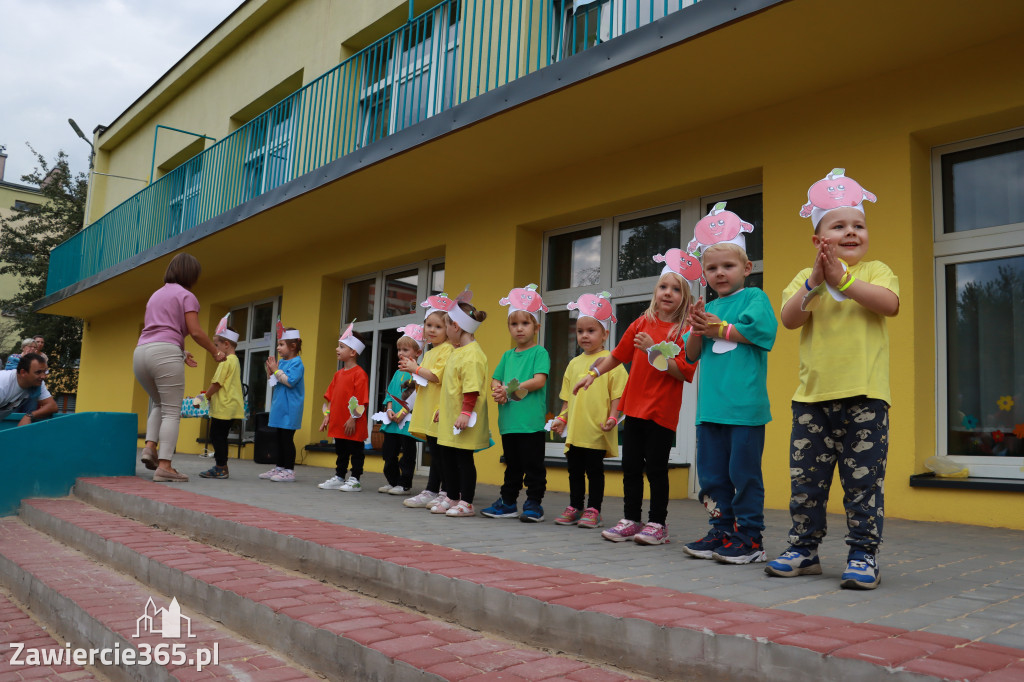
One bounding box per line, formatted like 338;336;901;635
70;7;1024;527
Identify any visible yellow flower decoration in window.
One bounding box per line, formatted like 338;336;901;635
997;395;1014;412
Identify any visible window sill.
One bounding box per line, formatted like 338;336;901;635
909;472;1024;492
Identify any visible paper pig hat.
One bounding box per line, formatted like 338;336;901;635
421;287;472;319
338;320;365;354
447;285;481;334
566;291;617;329
214;313;239;343
652;248;706;287
396;323;425;348
687;202;754;256
499;283;548;321
800;168;877;228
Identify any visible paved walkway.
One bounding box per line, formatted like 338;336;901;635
147;454;1024;651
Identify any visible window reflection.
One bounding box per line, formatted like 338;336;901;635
547;227;601;289
942;137;1024;233
384;269;419;318
617;210;680;281
945;256;1024;457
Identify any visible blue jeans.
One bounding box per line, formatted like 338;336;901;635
696;423;765;538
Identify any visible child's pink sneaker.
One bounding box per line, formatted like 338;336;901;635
258;467;281;480
601;519;643;542
577;507;603;528
554;506;581;525
429;494;452;514
634;522;668;545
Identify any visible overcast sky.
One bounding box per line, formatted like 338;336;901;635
1;0;243;185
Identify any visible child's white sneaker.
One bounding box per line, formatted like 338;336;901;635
318;475;346;490
259;466;282;480
378;484;393;493
404;490;438;508
339;477;362;492
270;468;295;482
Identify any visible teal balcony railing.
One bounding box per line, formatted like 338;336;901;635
47;0;696;295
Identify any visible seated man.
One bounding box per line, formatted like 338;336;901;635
0;353;58;425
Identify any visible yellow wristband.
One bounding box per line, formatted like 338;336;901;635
837;275;856;292
587;369;599;379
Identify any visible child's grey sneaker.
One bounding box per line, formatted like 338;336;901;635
840;550;880;590
764;545;822;577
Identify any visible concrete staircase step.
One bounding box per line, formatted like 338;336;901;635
0;516;323;682
0;585;106;681
71;477;1024;682
18;497;648;682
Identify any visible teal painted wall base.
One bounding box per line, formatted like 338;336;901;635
0;412;137;516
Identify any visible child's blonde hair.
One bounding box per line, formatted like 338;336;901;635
701;242;749;264
396;335;421;353
643;272;693;340
507;309;539;327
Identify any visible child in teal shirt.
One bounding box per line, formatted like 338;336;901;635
377;328;424;494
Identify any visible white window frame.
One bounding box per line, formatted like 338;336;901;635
541;189;763;497
932;128;1024;479
359;2;460;144
343;258;444;472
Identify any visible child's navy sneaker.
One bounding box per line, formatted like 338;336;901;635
840;549;880;590
682;528;729;559
520;500;545;523
712;534;767;565
481;497;520;518
764;545;822;577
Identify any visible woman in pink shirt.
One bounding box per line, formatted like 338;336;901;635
133;253;224;482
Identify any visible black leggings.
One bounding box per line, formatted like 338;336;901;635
210;418;234;468
382;432;417;488
566;445;605;511
274;428;297;470
499;432;547;503
441;445;477;504
424;436;445;493
334;438;364;479
621;417;673;525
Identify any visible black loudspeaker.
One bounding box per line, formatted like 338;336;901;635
252;412;277;464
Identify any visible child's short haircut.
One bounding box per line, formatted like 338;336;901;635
216;326;239;349
282;327;302;354
701;242;749;263
396;335;421;353
507;309;538;326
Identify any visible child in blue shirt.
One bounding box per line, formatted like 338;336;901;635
260;327;305;482
683;205;777;564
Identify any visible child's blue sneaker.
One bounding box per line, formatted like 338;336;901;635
682;528;729;559
713;534;767;565
840;550;880;590
481;497;519;518
520;500;544;523
764;546;822;577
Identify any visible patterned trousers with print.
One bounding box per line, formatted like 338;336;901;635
787;398;889;553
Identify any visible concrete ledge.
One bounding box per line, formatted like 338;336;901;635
21;497;641;682
71;478;971;681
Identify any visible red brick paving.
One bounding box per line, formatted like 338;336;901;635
54;477;1024;681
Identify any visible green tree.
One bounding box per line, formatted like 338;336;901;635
0;148;86;394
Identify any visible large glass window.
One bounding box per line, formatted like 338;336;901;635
343;259;444;468
359;1;460;145
541;190;762;469
561;0;696;57
935;130;1024;478
243;98;293;201
223;296;280;437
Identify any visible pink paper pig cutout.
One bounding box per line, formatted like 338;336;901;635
500;285;548;314
654;248;706;287
687;206;754;255
800;168;877;218
567;293;617;324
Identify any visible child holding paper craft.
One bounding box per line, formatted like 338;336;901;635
765;169;898;590
260;327;305;482
484;284;551;522
401;293;459;509
434;290;491;517
374;325;423;494
551;292;627;529
574;250;699;545
199;315;245;479
682;203;777;564
317;323;369;492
